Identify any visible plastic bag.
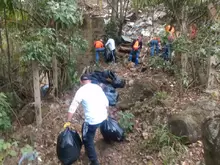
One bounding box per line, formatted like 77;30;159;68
104;48;114;62
104;70;125;88
90;70;125;89
102;85;119;106
56;128;82;165
100;117;124;142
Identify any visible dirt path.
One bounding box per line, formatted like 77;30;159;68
5;62;205;165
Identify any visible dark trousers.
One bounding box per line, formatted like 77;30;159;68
82;122;103;161
111;49;116;62
163;43;172;61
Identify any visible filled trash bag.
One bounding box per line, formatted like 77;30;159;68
56;128;82;165
90;70;125;89
100;117;124;142
90;71;111;85
104;48;114;63
103;70;125;88
102;85;119;106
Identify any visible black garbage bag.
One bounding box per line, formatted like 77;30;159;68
90;71;111;85
90;70;125;89
100;117;124;142
103;70;125;88
57;128;82;165
102;85;119;106
104;48;114;63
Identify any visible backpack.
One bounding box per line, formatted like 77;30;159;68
133;40;139;50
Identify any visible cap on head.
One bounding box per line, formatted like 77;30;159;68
80;74;91;81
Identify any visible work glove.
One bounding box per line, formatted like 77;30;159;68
63;122;71;129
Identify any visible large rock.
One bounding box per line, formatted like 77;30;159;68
117;80;158;110
121;35;133;43
168;100;220;144
202;115;220;165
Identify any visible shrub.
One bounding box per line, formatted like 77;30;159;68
145;124;187;164
118;111;134;133
0;93;12;131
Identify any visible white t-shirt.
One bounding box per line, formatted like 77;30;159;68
68;83;108;125
105;38;116;51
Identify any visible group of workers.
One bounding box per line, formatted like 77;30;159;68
93;24;198;66
149;24;198;60
94;35;144;66
148;24;175;60
93;37;116;64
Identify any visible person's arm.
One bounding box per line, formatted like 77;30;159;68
131;40;135;48
139;41;143;50
67;91;82;122
104;93;109;108
105;39;110;47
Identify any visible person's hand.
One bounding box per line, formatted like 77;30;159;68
63;122;71;129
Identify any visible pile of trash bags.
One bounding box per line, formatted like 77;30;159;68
57;128;82;165
90;70;125;106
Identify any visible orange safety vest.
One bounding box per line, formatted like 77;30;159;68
165;25;175;34
133;40;139;50
94;41;104;49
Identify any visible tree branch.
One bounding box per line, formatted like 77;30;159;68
107;0;119;18
188;11;207;25
14;8;45;27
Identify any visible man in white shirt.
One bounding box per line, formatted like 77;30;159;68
64;74;108;165
105;38;116;62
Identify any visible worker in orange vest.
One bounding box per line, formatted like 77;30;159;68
163;25;175;60
128;35;143;66
94;39;105;63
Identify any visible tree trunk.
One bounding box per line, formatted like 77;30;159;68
206;3;218;93
0;17;5;77
111;0;117;21
32;61;42;126
132;0;138;19
202;115;220;165
52;55;58;97
0;17;4;53
4;8;12;89
179;16;188;96
168;100;220;144
206;55;219;91
52;22;58;97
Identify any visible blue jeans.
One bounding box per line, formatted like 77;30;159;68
128;49;140;65
82;121;104;162
95;48;105;62
150;40;159;56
